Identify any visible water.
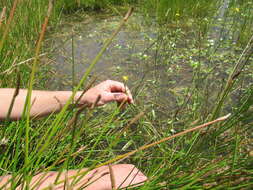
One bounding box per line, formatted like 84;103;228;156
45;3;252;119
46;13;194;114
47;14;156;89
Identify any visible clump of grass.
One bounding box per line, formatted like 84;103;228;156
0;0;253;189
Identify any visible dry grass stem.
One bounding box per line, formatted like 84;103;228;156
97;113;231;167
91;94;102;109
51;114;230;187
0;6;6;29
108;164;116;190
23;0;55;184
74;77;97;108
5;70;20;123
0;53;47;74
0;0;18;51
55;146;87;166
117;165;137;189
124;7;133;21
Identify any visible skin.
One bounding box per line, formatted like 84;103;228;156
0;80;133;120
0;164;147;190
0;80;147;189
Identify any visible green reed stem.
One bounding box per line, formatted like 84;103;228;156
31;7;134;172
22;0;54;186
211;34;253;120
50;114;230;188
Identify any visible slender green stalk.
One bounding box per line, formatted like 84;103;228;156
51;114;230;188
231;131;239;175
211;34;253;120
22;0;54;186
31;7;134;172
97;114;230;167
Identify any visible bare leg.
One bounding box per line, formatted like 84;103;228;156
0;164;147;190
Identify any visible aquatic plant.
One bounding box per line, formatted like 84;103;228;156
0;0;252;189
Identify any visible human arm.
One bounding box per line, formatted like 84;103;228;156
0;164;147;189
0;80;133;121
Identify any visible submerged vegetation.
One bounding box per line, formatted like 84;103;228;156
0;0;253;189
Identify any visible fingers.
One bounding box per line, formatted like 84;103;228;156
103;92;130;104
125;86;134;104
105;80;134;104
105;80;125;92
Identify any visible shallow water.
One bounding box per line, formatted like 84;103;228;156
46;13;194;113
45;3;252;118
47;14;154;87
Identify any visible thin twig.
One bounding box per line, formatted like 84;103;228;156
0;53;47;75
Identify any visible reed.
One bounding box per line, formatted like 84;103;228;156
4;70;20;124
50;114;230;188
0;0;18;52
211;34;253;120
21;0;54;187
0;0;252;189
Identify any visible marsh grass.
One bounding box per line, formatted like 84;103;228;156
0;0;253;189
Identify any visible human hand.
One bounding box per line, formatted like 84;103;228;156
78;80;133;107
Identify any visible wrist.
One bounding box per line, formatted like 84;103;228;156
74;91;87;107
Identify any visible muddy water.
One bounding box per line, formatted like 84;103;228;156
48;15;155;87
46;13;193;115
46;4;250;118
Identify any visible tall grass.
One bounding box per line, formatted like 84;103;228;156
0;0;253;189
